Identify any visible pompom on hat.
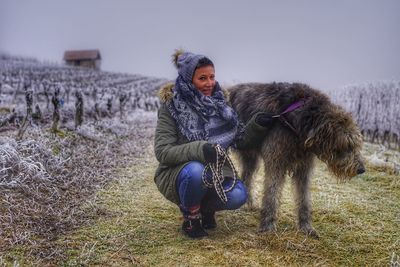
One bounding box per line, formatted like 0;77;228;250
172;49;206;83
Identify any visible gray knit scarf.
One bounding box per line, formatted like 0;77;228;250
167;75;243;150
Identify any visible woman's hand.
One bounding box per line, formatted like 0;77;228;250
202;143;217;164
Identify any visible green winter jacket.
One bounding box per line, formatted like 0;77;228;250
154;84;271;205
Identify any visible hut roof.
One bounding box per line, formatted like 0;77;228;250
63;50;101;61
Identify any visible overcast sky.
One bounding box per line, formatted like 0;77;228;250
1;0;399;90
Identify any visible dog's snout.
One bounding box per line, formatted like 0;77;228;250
357;167;365;175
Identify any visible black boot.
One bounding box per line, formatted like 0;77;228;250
182;218;208;239
200;197;217;230
180;205;208;239
201;211;217;230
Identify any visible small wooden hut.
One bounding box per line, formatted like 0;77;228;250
63;49;101;70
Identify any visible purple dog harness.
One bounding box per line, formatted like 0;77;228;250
272;98;309;135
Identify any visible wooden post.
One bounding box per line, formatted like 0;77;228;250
16;88;33;140
51;87;60;133
75;90;84;129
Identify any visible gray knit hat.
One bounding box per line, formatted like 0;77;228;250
172;49;205;83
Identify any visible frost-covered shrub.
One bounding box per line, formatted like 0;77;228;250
329;81;400;149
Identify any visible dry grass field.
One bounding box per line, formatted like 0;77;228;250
3;141;397;266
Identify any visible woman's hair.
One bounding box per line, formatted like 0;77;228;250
196;57;214;70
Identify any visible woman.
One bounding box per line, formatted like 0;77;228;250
154;50;275;238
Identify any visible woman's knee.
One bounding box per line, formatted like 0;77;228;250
178;161;205;187
225;180;248;210
176;161;207;207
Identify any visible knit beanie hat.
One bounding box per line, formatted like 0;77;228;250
172;49;205;83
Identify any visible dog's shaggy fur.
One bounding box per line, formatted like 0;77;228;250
228;82;365;237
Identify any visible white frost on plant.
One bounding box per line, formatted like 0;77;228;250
327;80;400;149
0;138;49;185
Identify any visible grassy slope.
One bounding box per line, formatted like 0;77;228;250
2;145;398;266
55;148;399;267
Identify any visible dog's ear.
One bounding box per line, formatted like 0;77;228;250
304;128;315;148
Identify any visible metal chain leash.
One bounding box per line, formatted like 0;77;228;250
202;144;238;203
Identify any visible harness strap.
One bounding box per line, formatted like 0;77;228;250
272;98;309;135
279;116;300;135
281;99;308;115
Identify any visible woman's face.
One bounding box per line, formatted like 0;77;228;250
192;65;215;96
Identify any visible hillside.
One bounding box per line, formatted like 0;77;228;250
0;55;399;266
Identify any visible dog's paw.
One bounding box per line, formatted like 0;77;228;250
258;221;276;233
299;224;319;239
243;201;257;211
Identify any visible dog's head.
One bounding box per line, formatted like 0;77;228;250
304;105;365;180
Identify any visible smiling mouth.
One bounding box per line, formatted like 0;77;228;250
201;89;212;96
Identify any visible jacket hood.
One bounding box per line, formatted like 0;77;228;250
158;82;230;103
158;82;175;103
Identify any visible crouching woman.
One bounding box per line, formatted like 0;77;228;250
154;50;275;239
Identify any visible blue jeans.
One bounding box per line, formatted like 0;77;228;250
176;161;248;212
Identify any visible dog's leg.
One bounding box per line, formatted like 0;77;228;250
292;158;319;238
237;150;259;210
259;167;285;233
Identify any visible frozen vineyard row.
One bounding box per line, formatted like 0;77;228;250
0;54;160;256
0;53;168;130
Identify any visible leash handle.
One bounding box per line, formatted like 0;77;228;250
202;144;237;204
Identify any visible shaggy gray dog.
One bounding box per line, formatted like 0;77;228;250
228;82;365;237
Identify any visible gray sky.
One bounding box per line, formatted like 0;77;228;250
1;0;399;90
